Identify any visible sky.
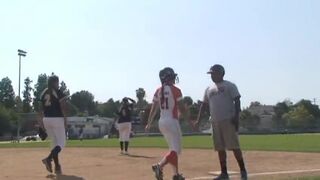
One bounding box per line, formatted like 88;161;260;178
0;0;319;107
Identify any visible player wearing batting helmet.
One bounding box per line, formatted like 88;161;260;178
146;67;190;180
39;75;68;175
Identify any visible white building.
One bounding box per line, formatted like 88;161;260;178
67;116;114;139
247;104;275;130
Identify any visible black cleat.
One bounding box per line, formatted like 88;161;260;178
54;164;62;175
241;170;248;180
173;174;185;180
213;173;229;180
42;158;53;173
152;164;163;180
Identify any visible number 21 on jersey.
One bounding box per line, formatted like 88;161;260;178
161;97;169;109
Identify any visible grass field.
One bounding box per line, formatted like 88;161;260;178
0;134;320;153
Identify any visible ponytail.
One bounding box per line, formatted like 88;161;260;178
161;84;165;107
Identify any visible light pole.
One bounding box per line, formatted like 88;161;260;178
17;49;27;142
18;49;27;97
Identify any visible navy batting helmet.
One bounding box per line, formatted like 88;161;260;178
159;67;178;84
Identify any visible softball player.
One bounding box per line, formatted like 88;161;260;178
39;75;68;175
145;67;188;180
116;97;136;155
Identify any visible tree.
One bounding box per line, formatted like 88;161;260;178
97;98;121;117
283;105;315;129
138;104;152;125
182;96;194;121
70;90;97;115
0;105;13;135
178;96;194;132
295;99;320;118
273;101;291;128
22;77;33;113
65;102;79;117
240;110;260;130
136;88;148;110
60;81;70;96
183;96;193;106
250;101;261;108
33;74;48;112
0;77;16;109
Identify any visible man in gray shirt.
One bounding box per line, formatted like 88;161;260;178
195;64;247;180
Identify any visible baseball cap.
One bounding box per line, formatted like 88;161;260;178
207;64;225;75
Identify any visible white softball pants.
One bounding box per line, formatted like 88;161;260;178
118;122;132;142
43;117;66;148
159;118;182;154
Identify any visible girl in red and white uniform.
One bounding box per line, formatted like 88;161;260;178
146;67;188;180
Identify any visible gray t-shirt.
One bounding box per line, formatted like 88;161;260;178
203;80;240;121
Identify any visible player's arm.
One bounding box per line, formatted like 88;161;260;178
60;100;68;129
234;96;241;115
37;90;46;129
126;97;136;104
37;103;48;140
145;102;160;132
37;103;45;129
59;91;69;129
195;89;209;128
232;96;241;131
229;82;241;131
195;101;208;127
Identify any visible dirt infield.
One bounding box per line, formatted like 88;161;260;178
1;148;320;180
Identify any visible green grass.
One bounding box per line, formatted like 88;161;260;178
240;134;320;152
0;134;320;152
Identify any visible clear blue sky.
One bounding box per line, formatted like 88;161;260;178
1;0;319;107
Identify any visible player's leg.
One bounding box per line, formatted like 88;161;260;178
233;149;247;179
42;118;54;173
151;120;171;180
124;122;131;154
170;120;185;180
51;118;66;174
121;122;130;154
217;150;227;175
158;120;173;167
118;123;125;153
160;120;180;174
159;120;185;180
212;121;229;180
223;119;247;179
120;141;124;153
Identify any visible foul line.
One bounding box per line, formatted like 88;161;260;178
188;169;320;180
249;169;320;176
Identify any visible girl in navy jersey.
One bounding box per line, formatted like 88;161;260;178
117;97;136;155
40;75;68;175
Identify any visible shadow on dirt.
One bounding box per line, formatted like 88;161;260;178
46;174;85;180
126;154;156;159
